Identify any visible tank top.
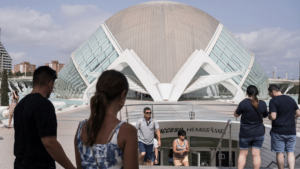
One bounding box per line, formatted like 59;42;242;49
173;139;187;158
76;120;125;169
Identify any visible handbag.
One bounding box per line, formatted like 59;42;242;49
250;101;265;134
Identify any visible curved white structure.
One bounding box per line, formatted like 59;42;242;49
55;1;269;102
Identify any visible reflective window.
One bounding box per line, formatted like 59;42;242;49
69;25;120;87
55;59;87;99
208;26;256;86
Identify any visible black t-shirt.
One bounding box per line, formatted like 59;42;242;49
14;93;57;169
236;99;268;138
269;95;299;135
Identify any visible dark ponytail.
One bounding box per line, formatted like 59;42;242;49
246;85;259;109
86;70;129;146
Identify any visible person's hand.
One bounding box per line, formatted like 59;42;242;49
155;159;158;164
157;140;161;147
268;114;272;120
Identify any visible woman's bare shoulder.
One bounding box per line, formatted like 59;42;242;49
119;122;136;133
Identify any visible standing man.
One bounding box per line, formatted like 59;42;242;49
136;107;161;165
14;66;75;169
268;84;300;169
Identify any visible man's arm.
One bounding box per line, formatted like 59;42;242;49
268;112;277;120
295;109;300;118
234;106;241;117
154;148;158;164
41;136;75;169
268;100;277;120
156;129;161;147
234;112;240;117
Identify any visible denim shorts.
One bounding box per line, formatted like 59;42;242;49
271;131;296;153
239;135;264;149
138;141;153;160
143;151;155;162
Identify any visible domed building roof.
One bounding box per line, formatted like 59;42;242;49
105;1;219;83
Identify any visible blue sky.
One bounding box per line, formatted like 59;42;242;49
0;0;299;79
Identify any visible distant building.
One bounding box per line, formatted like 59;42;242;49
0;28;12;73
14;62;36;73
45;60;65;73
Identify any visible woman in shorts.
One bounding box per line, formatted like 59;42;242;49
234;85;268;169
7;90;19;128
172;130;189;166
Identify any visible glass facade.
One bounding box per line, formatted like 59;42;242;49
208;26;268;98
55;59;87;98
55;25;120;98
241;60;269;99
208;26;252;85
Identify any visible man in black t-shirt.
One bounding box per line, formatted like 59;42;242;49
268;84;300;169
14;66;75;169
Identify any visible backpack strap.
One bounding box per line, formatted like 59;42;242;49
139;118;143;129
153;119;155;129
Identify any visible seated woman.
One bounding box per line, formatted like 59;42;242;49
173;130;189;166
74;70;138;169
234;85;268;169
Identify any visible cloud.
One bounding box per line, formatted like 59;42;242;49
60;4;100;18
9;52;27;60
234;28;300;78
0;5;112;66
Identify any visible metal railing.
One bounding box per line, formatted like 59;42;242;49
210;120;232;167
267;154;300;168
267;161;276;168
155;120;232;167
157;147;203;166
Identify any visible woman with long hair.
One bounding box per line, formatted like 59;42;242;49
172;130;189;166
234;85;268;169
74;70;138;169
7;90;19;128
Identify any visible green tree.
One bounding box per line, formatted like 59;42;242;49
27;72;33;76
15;71;22;77
1;70;9;106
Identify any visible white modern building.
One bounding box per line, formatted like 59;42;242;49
0;29;12;73
55;1;268;102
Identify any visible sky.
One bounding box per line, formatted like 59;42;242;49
0;0;299;79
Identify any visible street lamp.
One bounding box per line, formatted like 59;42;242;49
273;67;277;79
266;71;271;78
290;73;293;80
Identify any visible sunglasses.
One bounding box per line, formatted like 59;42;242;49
180;135;186;137
145;112;152;114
